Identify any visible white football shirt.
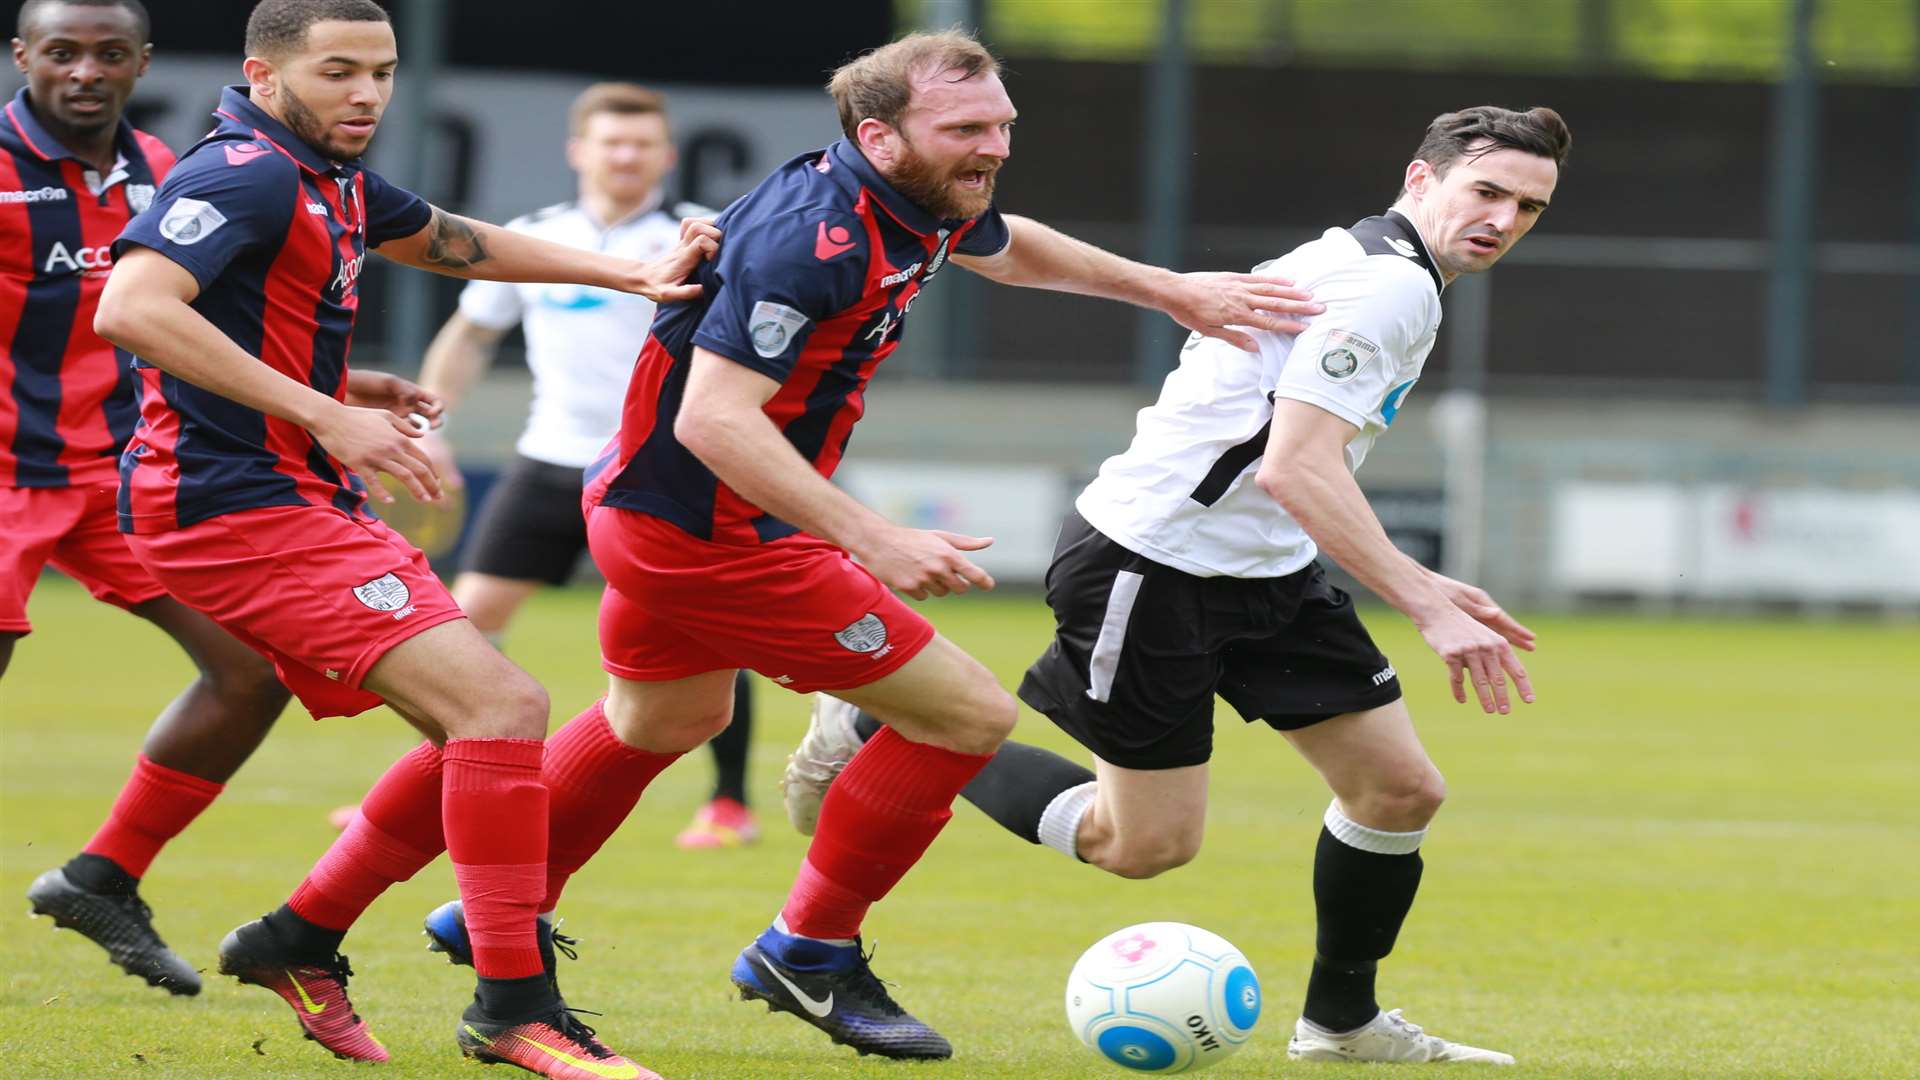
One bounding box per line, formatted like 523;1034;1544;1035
1076;210;1445;579
458;194;711;468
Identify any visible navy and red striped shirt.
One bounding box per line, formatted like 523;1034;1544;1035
0;87;172;489
112;86;430;533
585;138;1010;545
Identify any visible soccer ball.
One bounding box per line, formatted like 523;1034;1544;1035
1065;922;1261;1073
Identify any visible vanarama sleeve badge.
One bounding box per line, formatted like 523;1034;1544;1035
749;300;811;359
1317;329;1381;383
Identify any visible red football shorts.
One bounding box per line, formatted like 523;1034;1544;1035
2;484;167;634
123;505;465;719
587;505;934;694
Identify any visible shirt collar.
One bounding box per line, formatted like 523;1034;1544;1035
591;187;665;231
212;84;353;176
824;138;982;238
1385;209;1446;295
4;86;142;167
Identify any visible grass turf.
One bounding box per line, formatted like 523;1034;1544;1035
3;576;1917;1078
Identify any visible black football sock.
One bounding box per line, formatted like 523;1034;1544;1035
1301;820;1426;1033
474;972;558;1022
261;903;347;960
959;739;1097;846
708;671;754;804
63;852;138;896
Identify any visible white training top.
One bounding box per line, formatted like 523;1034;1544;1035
1076;210;1445;579
457;193;711;468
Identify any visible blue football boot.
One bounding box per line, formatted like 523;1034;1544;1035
731;924;951;1060
422;900;577;993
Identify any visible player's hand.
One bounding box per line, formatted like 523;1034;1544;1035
420;430;465;491
343;369;444;430
311;403;442;505
857;526;996;600
1160;271;1324;352
1428;569;1535;651
1412;603;1534;715
625;219;722;303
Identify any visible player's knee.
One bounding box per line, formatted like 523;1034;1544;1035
1097;830;1202;880
606;698;730;754
480;674;550;740
950;683;1017;755
208;648;289;719
1349;767;1446;830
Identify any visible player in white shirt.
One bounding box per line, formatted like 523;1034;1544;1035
417;84;761;851
785;105;1570;1066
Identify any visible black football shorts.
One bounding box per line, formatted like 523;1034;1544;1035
1018;511;1404;770
461;455;591;586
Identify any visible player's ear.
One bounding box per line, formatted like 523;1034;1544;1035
136;42;152;77
1403;159;1433;200
854;116;897;163
11;38;29;75
241;55;277;98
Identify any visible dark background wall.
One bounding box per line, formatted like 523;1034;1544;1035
977;60;1917;393
100;0;897;86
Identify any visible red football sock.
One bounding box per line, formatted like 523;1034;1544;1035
83;754;224;878
541;700;682;911
443;737;548;980
288;741;445;932
780;726;991;940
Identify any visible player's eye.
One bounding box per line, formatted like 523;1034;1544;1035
374;70;394;81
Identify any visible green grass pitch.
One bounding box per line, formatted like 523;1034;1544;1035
3;576;1917;1078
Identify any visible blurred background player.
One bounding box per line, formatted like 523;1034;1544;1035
787;105;1570;1067
6;0;294;998
415;82;759;850
93;0;714;1074
416;28;1325;1063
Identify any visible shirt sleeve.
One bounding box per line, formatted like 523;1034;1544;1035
361;168;432;247
1269;259;1437;430
953;203;1011;257
112;142;297;290
457;277;524;331
689;210;870;382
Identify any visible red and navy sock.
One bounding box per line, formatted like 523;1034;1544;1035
778;726;991;942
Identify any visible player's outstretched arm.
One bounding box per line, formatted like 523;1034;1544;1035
675;347;995;600
95;250;441;505
375;207;721;302
952;214;1324;351
1255;398;1533;714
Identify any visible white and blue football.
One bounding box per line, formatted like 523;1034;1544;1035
1065;921;1262;1073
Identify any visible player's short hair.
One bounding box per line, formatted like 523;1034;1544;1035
15;0;151;44
568;82;669;137
1411;105;1572;182
244;0;389;59
827;29;1001;140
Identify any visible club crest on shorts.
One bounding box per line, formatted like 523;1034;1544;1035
352;572;411;612
833;612;889;654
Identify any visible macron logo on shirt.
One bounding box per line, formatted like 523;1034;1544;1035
815;222;856;260
224;142;272;167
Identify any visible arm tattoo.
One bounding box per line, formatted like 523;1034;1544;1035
422;208;490;270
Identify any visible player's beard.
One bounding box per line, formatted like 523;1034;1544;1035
280;84;373;162
887;138;998;220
